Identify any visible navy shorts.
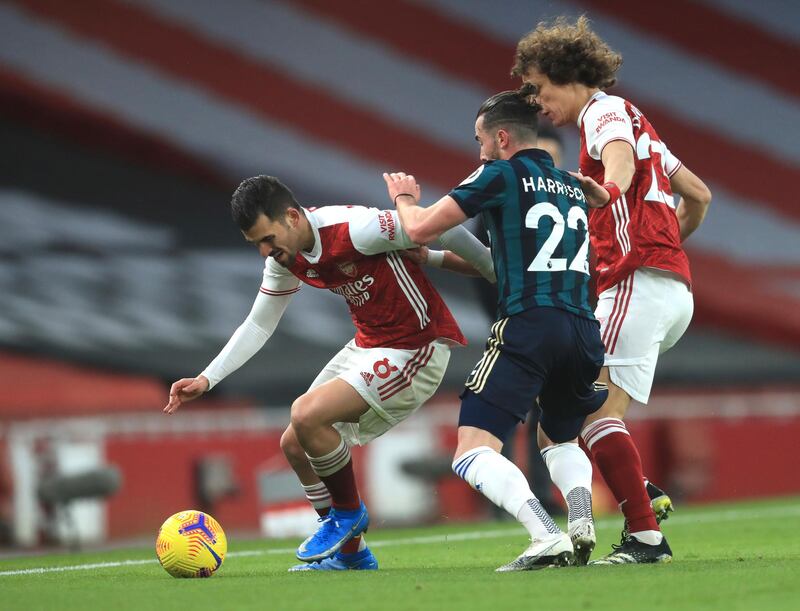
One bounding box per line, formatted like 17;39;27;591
458;307;607;444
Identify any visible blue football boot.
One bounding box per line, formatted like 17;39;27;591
288;546;379;572
295;502;369;562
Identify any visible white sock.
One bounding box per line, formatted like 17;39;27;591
541;443;594;525
453;446;561;540
631;530;663;545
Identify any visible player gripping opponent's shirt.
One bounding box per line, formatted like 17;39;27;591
385;89;607;571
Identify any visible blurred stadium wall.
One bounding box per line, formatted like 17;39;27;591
1;0;799;545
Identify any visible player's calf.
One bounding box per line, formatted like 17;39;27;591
540;442;596;565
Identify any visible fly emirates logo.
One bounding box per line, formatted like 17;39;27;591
331;275;375;307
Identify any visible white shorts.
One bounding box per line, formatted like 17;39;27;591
595;267;693;404
307;339;451;446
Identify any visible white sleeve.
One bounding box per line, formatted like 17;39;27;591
347;207;419;255
663;142;683;177
200;259;300;390
437;224;496;283
582;98;635;161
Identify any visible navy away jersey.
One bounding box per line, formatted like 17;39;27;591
449;149;593;319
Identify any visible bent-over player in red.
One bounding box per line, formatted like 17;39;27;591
164;175;495;571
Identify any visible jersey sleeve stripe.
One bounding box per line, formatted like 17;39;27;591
598;136;635;158
386;252;430;329
667;160;683;178
259;287;301;296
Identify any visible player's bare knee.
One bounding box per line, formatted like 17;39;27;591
453;426;502;461
290;394;320;434
279;426;305;464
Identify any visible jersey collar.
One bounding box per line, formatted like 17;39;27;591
511;148;554;166
577;91;607;129
299;207;322;264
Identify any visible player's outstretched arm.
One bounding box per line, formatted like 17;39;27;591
571;140;636;208
568;172;614;208
437;225;495;282
405;247;488;278
161;274;297;416
439;251;486;277
164;376;210;414
670;165;712;241
384;172;468;244
600;140;636;194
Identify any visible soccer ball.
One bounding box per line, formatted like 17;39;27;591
155;510;227;578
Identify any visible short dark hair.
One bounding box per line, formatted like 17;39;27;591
230;175;300;230
476;87;540;140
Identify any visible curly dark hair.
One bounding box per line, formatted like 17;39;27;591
511;16;622;89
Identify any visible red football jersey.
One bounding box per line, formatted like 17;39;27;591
578;92;691;294
260;206;466;350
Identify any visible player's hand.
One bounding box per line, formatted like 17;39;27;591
164;375;209;414
568;171;610;208
400;246;429;265
383;172;421;206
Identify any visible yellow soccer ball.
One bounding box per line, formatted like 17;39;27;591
155;510;227;578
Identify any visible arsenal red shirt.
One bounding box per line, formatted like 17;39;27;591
578;92;691;293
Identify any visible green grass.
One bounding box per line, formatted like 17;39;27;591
2;496;799;611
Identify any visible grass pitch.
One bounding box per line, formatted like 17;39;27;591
2;496;799;611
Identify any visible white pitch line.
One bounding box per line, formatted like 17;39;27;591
1;504;798;577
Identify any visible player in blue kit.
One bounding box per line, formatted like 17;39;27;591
384;88;607;571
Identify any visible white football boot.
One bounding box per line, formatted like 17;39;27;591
568;517;596;566
495;532;574;572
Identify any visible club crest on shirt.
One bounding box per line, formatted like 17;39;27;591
338;262;358;277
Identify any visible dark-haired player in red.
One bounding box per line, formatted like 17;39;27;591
164;175;494;571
